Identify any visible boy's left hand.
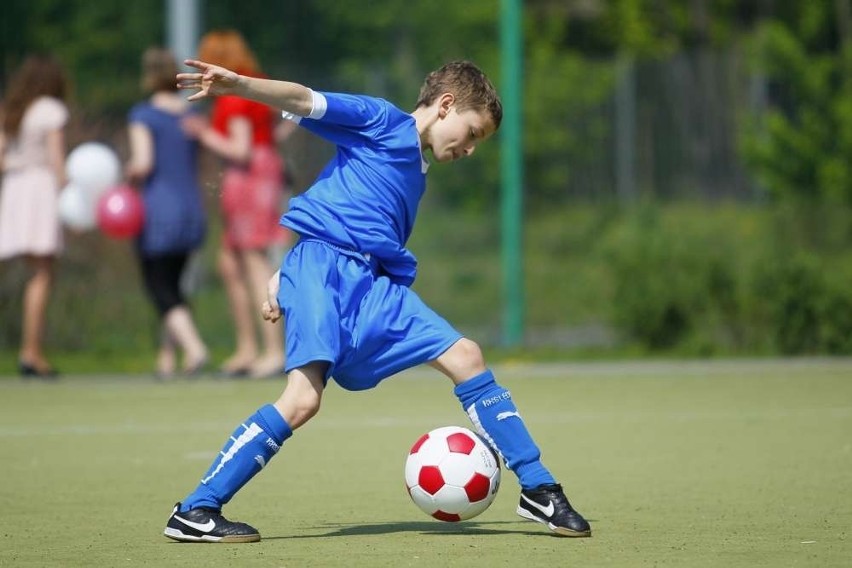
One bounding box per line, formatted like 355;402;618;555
261;271;282;323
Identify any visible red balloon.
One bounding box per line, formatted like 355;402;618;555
96;185;145;239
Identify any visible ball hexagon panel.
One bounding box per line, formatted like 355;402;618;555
407;485;438;512
431;484;471;515
414;436;450;465
438;452;478;487
403;452;423;489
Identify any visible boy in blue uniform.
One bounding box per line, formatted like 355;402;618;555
165;59;591;542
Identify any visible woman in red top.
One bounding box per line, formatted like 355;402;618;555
193;29;289;378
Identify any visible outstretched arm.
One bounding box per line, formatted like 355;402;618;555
177;59;314;117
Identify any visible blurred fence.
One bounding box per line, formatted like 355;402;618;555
557;48;762;203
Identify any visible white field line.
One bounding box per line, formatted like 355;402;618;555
1;356;850;382
1;358;850;438
0;406;850;439
486;357;852;378
304;357;852;380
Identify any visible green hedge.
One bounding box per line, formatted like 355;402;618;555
594;202;852;355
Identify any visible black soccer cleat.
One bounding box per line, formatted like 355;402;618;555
517;483;591;537
163;502;261;543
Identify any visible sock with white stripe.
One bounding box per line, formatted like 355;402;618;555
454;370;556;490
180;404;292;512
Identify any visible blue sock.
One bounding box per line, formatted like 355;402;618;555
181;404;292;511
454;370;556;490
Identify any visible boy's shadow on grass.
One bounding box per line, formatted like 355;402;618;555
266;520;576;540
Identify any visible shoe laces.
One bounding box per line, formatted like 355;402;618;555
190;507;225;520
532;484;575;512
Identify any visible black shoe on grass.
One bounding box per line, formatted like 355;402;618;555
163;502;260;543
517;483;591;537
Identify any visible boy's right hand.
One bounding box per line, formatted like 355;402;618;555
177;59;241;101
261;270;282;323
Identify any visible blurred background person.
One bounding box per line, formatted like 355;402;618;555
191;29;288;379
126;47;208;377
0;53;69;378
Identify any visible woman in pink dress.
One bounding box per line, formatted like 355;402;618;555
191;30;289;378
0;54;69;378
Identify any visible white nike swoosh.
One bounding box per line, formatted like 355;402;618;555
174;514;216;533
521;494;555;517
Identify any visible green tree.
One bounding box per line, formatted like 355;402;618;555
743;1;852;205
1;0;161;116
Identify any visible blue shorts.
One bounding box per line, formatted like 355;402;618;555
277;239;462;391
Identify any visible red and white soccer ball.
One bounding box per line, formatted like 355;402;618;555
404;426;501;522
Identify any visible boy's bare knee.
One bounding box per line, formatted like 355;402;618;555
274;380;322;429
455;338;485;366
435;338;486;382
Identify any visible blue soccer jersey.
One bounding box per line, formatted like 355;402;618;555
280;91;429;286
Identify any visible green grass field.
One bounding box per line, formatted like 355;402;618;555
1;359;850;567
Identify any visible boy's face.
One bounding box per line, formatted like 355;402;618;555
428;103;497;163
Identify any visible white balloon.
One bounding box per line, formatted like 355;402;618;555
66;142;121;200
58;183;97;230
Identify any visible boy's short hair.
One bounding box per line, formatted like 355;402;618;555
416;61;502;129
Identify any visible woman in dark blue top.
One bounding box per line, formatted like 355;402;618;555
126;47;208;377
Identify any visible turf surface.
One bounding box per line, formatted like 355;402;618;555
1;359;850;567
